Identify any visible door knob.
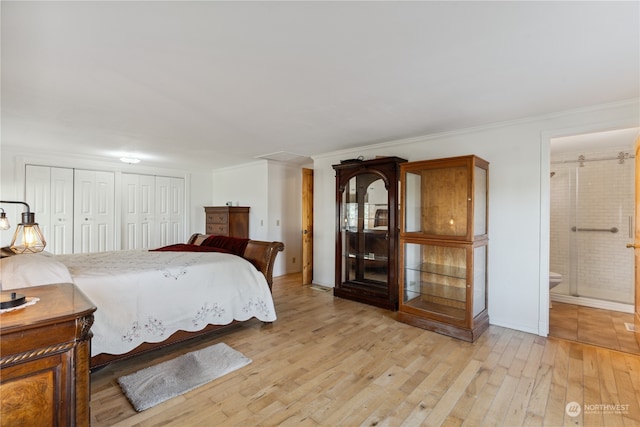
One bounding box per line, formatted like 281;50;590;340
626;243;640;249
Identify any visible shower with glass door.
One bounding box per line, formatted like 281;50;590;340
550;149;635;312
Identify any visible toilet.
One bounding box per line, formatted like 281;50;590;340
549;271;562;308
549;271;562;289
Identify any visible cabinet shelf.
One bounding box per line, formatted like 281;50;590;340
405;262;466;279
406;279;466;301
403;295;466;320
345;279;388;291
346;253;389;262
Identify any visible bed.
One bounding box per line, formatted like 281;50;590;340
0;233;284;369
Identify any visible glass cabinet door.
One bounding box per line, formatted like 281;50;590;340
403;157;488;240
402;242;468;321
333;156;406;310
472;244;487;317
404;166;469;237
340;173;389;288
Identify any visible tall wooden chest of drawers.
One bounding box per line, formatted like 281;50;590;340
204;206;250;238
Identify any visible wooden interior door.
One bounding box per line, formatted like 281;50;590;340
302;168;314;285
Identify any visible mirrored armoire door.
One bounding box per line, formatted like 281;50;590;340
333;156;407;310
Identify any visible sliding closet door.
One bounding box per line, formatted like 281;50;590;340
25;165;74;254
74;170;115;253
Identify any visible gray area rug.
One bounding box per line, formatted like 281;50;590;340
117;342;252;411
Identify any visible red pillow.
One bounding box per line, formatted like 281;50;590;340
201;235;249;256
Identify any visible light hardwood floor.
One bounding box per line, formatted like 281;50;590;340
91;274;640;426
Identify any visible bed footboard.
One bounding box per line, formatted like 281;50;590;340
186;233;284;289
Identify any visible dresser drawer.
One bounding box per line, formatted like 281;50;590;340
206;223;229;235
204;206;249;238
206;212;229;224
1;319;77;357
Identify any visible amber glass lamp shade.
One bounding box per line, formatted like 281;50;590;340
10;212;46;254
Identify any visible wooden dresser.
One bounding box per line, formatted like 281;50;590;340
204;206;250;238
0;283;96;427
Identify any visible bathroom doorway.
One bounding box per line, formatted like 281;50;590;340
548;127;640;354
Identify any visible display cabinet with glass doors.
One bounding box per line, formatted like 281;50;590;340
398;155;489;341
333;156;407;310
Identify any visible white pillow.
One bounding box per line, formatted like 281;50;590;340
0;253;73;290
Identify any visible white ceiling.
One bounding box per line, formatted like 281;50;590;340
551;127;639;155
2;1;639;171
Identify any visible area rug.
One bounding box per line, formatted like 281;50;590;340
117;342;252;411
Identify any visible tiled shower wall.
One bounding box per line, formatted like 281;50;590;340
550;148;635;304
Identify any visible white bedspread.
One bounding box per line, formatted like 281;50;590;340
1;250;276;356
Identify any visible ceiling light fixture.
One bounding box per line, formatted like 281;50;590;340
120;157;141;164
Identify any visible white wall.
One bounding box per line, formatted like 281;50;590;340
212;161;270;240
311;99;640;337
212;160;304;277
268;162;303;275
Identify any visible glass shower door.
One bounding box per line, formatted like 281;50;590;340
571;159;634;304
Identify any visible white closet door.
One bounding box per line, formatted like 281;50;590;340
167;177;185;244
74;170;115;253
25;165;74;254
50;167;75;253
122;173;156;249
25;165;51;239
156;176;185;246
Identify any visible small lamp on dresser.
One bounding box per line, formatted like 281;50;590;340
0;208;10;230
0;200;47;309
0;200;46;254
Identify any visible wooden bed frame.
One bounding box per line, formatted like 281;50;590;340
90;234;284;369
